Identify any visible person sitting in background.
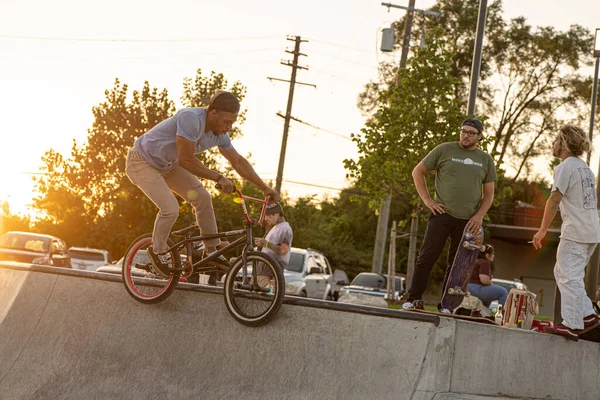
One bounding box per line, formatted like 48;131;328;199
466;244;508;309
254;203;292;286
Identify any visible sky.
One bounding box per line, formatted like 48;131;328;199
1;0;599;217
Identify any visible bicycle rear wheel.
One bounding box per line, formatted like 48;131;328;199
122;233;181;304
223;251;285;327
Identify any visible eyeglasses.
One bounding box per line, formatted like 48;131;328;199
460;128;480;137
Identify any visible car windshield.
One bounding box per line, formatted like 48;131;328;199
286;252;305;273
68;250;106;262
351;274;386;289
0;233;50;253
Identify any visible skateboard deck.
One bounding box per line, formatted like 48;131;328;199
405;308;498;325
441;226;484;311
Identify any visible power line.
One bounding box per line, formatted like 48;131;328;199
0;47;282;61
307;38;375;55
0;34;281;43
275;112;353;141
277;179;366;195
267;35;316;195
309;67;370;85
309;50;379;68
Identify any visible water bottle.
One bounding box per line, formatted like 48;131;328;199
495;304;504;325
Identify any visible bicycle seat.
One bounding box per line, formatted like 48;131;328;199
172;225;200;237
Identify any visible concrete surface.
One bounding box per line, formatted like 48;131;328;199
0;263;598;400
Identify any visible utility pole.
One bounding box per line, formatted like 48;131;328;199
374;1;442;276
268;36;316;195
372;0;416;274
466;0;488;116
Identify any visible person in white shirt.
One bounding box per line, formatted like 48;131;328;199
533;125;600;341
254;203;293;286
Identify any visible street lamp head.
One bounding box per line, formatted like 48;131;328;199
594;28;600;58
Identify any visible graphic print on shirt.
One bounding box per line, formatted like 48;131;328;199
451;157;484;167
578;167;596;210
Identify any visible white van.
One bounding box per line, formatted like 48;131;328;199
68;247;113;271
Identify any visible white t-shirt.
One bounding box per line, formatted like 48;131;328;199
552;157;600;243
263;221;293;268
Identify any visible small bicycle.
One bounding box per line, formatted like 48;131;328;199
121;188;285;327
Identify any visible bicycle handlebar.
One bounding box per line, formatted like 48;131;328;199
216;183;270;225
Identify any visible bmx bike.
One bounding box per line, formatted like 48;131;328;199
121;188;284;327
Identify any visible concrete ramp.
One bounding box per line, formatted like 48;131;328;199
1;264;599;400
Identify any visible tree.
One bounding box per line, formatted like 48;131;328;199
363;0;594;181
32;70;247;257
412;1;593;178
345;29;464;206
0;202;30;235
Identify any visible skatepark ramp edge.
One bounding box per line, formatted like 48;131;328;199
1;263;599;400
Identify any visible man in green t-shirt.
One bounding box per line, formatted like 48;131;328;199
402;118;497;313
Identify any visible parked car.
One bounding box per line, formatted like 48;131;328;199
96;250;189;281
488;278;529;313
68;247;113;271
0;231;71;268
338;272;405;301
284;247;349;300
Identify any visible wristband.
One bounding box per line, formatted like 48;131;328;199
215;174;223;183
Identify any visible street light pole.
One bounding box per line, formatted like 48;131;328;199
372;0;417;274
584;29;600;300
466;0;488;116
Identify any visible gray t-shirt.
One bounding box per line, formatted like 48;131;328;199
133;108;233;171
263;222;293;268
552;157;600;243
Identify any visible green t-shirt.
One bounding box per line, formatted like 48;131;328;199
421;142;497;219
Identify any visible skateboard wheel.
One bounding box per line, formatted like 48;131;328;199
448;288;456;295
462;241;470;248
479;245;486;252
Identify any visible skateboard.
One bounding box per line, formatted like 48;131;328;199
441;225;485;312
405;307;498;325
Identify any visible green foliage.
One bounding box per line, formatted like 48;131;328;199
363;0;595;181
345;29;464;205
414;0;593;179
31;71;246;258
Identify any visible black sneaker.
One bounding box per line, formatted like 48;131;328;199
204;251;231;269
147;247;172;279
413;300;424;310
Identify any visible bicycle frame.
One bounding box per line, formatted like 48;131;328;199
161;189;270;276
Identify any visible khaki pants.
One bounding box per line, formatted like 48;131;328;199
125;148;220;251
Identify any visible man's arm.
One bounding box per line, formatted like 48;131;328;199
220;147;279;201
255;238;289;255
467;181;495;234
176;137;222;182
532;190;563;249
412;162;446;214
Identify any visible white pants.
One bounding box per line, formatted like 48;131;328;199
555;239;597;329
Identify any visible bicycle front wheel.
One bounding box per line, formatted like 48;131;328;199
224;251;285;327
122;233;181;304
